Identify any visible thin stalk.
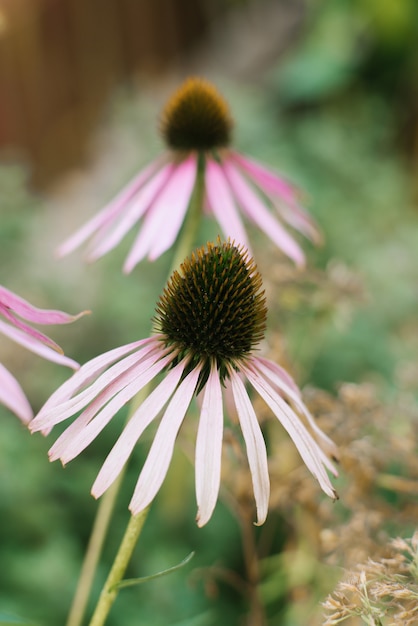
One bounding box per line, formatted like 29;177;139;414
65;470;126;626
65;385;149;626
240;514;266;626
88;508;150;626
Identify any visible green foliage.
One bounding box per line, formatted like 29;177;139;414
114;552;195;590
0;616;39;626
1;2;418;624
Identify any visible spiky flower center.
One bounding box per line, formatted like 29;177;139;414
160;77;233;152
154;240;267;384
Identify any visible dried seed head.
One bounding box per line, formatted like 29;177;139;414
160;77;233;152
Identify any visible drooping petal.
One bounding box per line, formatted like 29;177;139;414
129;364;201;515
230;151;320;243
49;351;175;464
124;154;197;271
92;358;187;498
0;319;79;369
229;151;299;206
229;367;270;525
250;357;339;461
56;155;166;257
195;361;224;527
0;286;87;326
87;162;173;261
147;154;198;261
32;340;167;431
272;201;321;244
244;363;338;498
30;337;158;430
0;306;63;353
255;356;301;395
224;161;305;266
205;158;250;248
0;363;33;423
249;367;337;479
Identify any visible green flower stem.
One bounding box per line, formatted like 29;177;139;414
65;386;149;626
169;152;206;273
88;508;150;626
65;469;126;626
66;152;206;626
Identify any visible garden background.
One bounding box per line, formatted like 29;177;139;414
1;1;418;624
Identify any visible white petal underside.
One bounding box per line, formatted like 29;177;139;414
245;364;337;498
229;367;270;525
129;365;200;515
195;362;224;527
92;358;187;498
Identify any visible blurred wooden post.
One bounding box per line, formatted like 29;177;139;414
0;0;208;187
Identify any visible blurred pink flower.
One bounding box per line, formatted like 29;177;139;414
0;285;86;423
31;241;337;526
57;78;320;273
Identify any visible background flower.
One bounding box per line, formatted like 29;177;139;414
56;78;319;272
0;285;86;423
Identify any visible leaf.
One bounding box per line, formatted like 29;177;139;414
0;614;39;626
112;551;195;591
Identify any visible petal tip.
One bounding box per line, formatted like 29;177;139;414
54;245;67;259
74;309;92;320
91;488;100;501
196;510;210;528
122;260;134;274
253;514;267;527
295;256;306;270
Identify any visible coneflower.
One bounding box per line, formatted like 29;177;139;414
57;78;320;272
31;241;336;526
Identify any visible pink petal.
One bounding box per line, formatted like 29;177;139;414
87;162;173;261
229;368;270;525
244;364;337;498
56;155;166;257
195;362;223;527
0;305;87;355
272;201;321;244
32;340;167;430
254;356;301;395
0;363;33;423
31;337;158;430
123;155;197;271
230;152;320;243
92;358;187;498
49;351;175;464
0;286;87;326
0;306;63;353
129;364;201;515
148;154;198;260
224;161;305;267
0;319;79;369
230;151;299;206
251;357;338;461
205;159;250;248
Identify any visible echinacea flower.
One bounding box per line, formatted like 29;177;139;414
57;78;320;273
0;285;86;423
31;240;337;526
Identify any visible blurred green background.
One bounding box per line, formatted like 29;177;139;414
1;1;418;624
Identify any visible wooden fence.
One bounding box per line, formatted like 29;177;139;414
0;0;209;186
